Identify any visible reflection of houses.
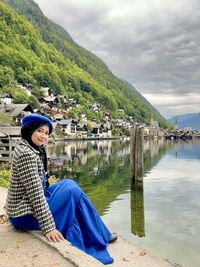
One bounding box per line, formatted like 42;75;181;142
116;146;130;157
89;140;112;160
48;141;88;167
0;103;34;125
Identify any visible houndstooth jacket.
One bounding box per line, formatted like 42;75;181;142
5;139;55;234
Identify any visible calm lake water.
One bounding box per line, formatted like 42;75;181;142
48;139;200;267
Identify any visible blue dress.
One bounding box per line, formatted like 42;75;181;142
9;179;114;265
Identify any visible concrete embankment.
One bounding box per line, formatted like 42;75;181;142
0;187;174;267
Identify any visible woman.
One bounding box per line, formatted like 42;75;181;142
5;114;117;265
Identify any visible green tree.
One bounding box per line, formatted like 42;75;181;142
0;112;13;125
0;66;14;87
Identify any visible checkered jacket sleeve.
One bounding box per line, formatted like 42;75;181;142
6;140;56;235
17;152;56;234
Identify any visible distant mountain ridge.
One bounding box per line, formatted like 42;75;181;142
168;113;200;130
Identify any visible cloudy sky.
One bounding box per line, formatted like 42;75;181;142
34;0;200;118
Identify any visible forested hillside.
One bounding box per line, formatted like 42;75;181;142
0;0;170;127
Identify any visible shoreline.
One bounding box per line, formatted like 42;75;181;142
0;187;177;267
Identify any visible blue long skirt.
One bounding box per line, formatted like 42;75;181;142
9;179;114;265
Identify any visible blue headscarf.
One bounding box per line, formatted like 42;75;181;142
21;113;53;187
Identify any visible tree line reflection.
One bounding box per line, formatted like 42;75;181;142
48;139;177;237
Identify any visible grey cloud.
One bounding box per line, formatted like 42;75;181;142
34;0;200;117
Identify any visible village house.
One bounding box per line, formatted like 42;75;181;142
41;87;51;97
91;122;112;138
40;96;59;107
90;103;100;112
57;119;88;137
0;103;34;125
103;112;111;122
150;118;159;128
65;98;77;110
76;123;88;137
53;114;64;122
103;122;112;137
57;119;73;136
143;126;165;139
57;94;68;104
0;126;21;138
0;93;13;105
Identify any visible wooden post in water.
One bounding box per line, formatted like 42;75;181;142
130;123;144;183
130;123;145;236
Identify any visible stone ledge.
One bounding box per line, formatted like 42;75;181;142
0;187;175;267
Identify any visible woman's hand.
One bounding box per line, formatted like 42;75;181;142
45;229;65;242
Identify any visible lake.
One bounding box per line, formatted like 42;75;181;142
48;139;200;267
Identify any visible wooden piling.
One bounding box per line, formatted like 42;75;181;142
130;123;144;183
130;123;145;236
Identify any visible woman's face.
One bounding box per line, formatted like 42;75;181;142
31;125;50;146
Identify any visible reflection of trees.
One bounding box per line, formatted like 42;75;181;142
49;140;131;215
48;139;174;221
130;140;173;237
143;140;173;174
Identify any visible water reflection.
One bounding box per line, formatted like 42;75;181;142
47;139;200;267
130;139;173;238
48;140;131;215
47;139;173;218
131;182;145;237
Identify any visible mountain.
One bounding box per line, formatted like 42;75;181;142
168;113;200;130
123;80;162;117
0;0;170;128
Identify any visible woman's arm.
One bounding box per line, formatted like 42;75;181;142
18;152;56;235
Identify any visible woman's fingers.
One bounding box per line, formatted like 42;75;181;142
57;232;65;241
46;229;65;242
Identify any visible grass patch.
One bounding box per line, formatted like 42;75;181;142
0;164;10;188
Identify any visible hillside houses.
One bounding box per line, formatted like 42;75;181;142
0;103;34;125
0;85;143;138
90;103;100;112
0;93;13;105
